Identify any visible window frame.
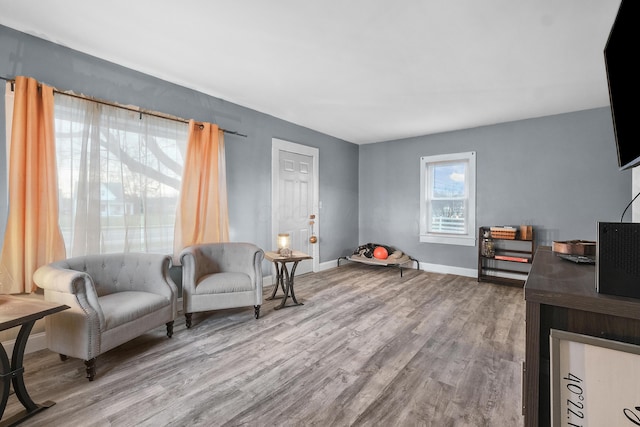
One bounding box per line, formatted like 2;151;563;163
419;151;476;246
52;94;189;256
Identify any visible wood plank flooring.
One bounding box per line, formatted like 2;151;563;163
4;264;525;426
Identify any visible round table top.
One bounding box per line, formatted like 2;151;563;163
264;250;312;262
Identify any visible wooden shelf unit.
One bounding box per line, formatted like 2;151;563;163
477;226;535;287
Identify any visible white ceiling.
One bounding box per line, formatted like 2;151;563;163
0;0;622;144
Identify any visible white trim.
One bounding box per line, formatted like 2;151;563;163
262;274;275;288
419;151;476;246
2;331;47;356
418;262;477;278
422;234;476;246
329;257;476;279
271;138;320;272
317;260;337;271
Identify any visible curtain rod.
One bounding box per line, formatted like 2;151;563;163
1;76;247;138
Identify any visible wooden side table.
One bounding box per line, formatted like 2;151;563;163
1;295;69;426
523;246;640;426
264;251;312;310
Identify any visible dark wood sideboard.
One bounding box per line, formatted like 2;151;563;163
523;246;640;426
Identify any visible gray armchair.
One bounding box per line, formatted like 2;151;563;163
33;253;178;381
180;242;264;327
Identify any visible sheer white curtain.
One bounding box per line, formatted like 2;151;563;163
54;94;188;256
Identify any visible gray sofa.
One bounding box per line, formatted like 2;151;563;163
33;252;178;381
180;242;264;327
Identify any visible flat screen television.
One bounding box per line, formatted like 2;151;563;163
604;0;640;170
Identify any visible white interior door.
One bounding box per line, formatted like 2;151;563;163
272;139;319;275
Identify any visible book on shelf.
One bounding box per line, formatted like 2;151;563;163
494;255;529;263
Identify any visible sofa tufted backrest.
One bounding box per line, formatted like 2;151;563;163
189;243;262;284
52;253;171;297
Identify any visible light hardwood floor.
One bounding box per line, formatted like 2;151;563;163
5;263;525;426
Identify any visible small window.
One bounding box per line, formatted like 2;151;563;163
420;151;476;246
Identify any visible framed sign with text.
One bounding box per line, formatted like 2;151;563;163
550;329;640;426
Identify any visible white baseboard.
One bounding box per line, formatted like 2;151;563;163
262;275;274;287
328;257;477;278
418;262;477;278
317;260;337;271
2;331;47;356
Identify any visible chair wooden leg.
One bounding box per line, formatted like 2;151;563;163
254;305;261;319
185;313;193;329
84;358;96;382
166;321;174;338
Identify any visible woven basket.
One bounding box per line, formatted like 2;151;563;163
490;227;517;240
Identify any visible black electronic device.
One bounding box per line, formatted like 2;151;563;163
604;0;640;170
597;222;640;298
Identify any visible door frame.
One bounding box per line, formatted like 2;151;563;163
272;138;319;272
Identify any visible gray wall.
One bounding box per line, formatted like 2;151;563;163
0;25;360;267
1;24;631;277
359;108;631;272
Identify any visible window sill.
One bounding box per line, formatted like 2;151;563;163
420;234;476;246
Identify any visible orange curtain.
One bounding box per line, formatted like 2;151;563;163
173;120;229;260
0;76;66;294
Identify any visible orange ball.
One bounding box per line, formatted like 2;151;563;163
373;246;388;260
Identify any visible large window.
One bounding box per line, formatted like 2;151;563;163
54;94;189;256
420;151;476;246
